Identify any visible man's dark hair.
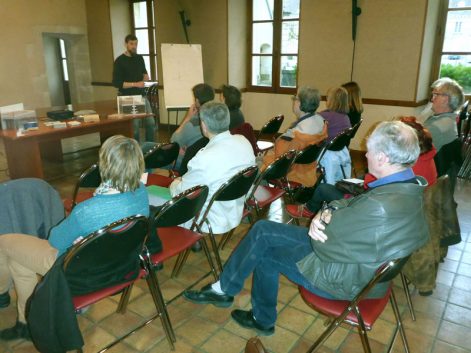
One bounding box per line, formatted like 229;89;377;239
125;34;138;43
221;85;242;110
192;83;215;105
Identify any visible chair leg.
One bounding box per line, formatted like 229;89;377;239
208;232;223;273
200;237;219;281
354;306;372;353
388;288;411;353
116;284;133;314
218;230;233;250
400;272;416;321
145;262;176;348
171;249;190;278
306;315;344;353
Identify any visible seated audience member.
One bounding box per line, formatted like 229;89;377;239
0;178;64;239
171;83;215;169
262;86;327;187
170;102;255;235
319;87;352;184
423;77;464;152
220;84;245;130
184;121;429;336
0;135;149;341
299;116;438;217
342;81;363;127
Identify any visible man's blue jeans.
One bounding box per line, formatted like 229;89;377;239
220;220;333;327
133;117;156;142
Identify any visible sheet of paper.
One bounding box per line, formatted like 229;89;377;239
342;178;364;185
0;103;24;116
147;185;172;207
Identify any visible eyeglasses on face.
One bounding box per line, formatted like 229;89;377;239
431;92;448;98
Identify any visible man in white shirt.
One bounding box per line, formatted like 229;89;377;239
169;101;256;234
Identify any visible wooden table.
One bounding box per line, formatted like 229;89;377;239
0;100;153;179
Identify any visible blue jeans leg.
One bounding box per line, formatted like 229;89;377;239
133;117;157;143
220;220;332;327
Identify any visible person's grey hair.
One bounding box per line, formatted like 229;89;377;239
367;121;420;167
99;135;144;192
431;77;465;111
199;101;230;134
298;86;320;113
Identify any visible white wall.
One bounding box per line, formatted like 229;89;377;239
110;0;131;59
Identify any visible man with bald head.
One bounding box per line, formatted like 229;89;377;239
184;121;429;336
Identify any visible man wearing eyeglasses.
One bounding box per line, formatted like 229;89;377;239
423;77;464;152
184;121;429;336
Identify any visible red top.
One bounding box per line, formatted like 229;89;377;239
363;147;438;188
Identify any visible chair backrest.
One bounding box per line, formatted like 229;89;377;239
246;150;297;203
256;115;284;141
349;119;363;140
72;163;101;206
63;215;149;295
153;185;209;228
146;84;159;115
294;143;324;165
347;257;410;307
144;142;180;170
328;128;353;151
458;100;469;140
197;166;259;226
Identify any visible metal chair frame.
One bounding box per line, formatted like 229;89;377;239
144;142;180;175
247;149;298;216
255;115;285;153
173;166;259;274
300;257;411;353
62;215;176;351
68;163;101;211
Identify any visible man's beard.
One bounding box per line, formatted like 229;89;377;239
128;48;137;56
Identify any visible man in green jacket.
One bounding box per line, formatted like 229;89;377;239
184;121;430;336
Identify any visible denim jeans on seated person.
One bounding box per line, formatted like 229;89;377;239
306;183;344;213
219;220;334;328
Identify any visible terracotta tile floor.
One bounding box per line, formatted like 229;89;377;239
0;130;470;353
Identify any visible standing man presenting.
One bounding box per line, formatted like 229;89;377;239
113;34;157;143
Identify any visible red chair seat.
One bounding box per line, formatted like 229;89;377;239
63;191;95;213
72;268;147;310
246;185;285;209
150;226;202;265
299;284;392;330
147;174;174;188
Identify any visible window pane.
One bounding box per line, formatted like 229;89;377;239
440;54;471;93
59;39;66;58
252;23;273;54
443;10;471;52
252;56;272;86
449;0;471;8
62;59;69;81
282;0;300;19
253;0;274;21
133;1;148;28
142;55;150;77
135;29;150;54
280;56;297;87
281;21;299;54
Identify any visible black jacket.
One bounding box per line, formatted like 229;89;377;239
26;254;83;353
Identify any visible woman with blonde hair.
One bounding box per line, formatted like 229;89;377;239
342;81;363;127
0;135;149;341
319;87;352;184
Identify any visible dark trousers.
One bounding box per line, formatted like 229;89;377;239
306;183;344;213
220;220;333;327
